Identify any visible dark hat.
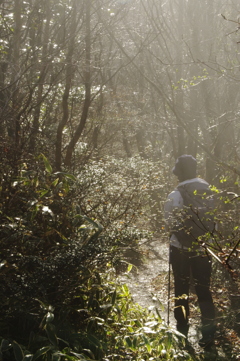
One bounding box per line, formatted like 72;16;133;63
172;154;197;181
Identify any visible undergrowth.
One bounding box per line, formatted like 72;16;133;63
0;152;192;360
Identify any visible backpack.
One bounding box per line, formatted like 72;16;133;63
172;180;215;250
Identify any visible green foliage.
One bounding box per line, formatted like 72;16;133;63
0;0;240;357
82;155;169;226
0;279;191;361
0;151;193;360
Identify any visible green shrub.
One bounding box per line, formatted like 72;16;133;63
0;152;193;360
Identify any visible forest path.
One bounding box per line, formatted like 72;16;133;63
120;237;172;317
119;236;229;360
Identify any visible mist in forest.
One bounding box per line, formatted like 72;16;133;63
1;1;240;360
0;0;239;179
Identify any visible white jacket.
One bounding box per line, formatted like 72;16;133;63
164;178;210;248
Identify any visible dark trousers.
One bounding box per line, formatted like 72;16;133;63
170;245;215;336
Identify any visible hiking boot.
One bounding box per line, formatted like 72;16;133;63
177;323;189;337
198;334;214;349
199;323;216;349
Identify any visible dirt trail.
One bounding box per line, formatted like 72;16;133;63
120;237;193;332
119;236;229;360
121;237;171;314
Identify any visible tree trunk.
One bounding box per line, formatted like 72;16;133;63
29;0;51;152
12;0;22;146
64;0;91;167
55;2;77;171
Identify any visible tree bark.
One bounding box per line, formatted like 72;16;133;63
29;0;51;152
64;0;92;167
12;0;22;146
55;1;77;171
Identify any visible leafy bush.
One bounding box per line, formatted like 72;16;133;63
0;149;193;360
0;279;192;360
5;146;240;360
76;155;172;230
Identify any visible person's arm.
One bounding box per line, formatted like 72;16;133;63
164;190;183;232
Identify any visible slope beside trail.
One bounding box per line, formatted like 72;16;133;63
119;236;200;342
119;236;229;360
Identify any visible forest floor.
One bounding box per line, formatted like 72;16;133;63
119;235;240;360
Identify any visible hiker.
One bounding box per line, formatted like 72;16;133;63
164;154;216;348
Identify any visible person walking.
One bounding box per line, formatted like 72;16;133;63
164;154;216;348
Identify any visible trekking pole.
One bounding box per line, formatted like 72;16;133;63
167;246;171;326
